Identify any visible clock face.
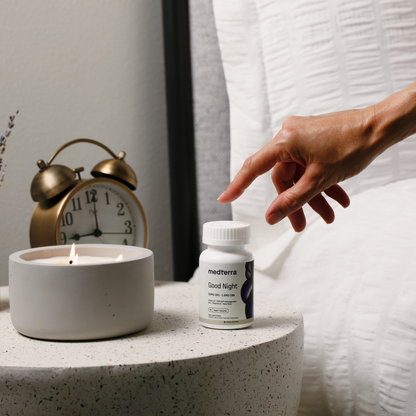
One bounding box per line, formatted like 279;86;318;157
59;181;147;247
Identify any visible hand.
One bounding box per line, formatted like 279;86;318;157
218;82;416;231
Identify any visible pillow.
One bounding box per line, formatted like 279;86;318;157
254;177;416;415
212;0;416;253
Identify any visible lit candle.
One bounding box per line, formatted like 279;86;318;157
30;243;123;265
9;244;154;340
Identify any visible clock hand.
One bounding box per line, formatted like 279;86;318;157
88;206;106;241
92;199;100;231
69;232;93;241
101;232;133;235
69;229;103;240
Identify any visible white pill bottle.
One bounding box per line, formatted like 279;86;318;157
199;221;254;329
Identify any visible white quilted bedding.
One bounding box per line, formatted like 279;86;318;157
254;178;416;415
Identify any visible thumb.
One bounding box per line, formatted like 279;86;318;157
266;167;323;225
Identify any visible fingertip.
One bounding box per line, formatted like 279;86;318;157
337;193;350;208
218;185;247;204
293;224;306;233
266;211;285;225
343;196;351;208
217;190;235;204
288;211;307;232
324;184;350;208
323;206;335;224
324;214;335;224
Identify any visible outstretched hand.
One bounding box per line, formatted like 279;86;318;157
218;82;416;231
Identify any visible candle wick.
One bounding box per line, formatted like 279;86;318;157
69;260;73;264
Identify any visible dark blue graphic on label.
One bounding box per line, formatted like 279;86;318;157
241;260;254;319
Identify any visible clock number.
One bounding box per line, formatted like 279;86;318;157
60;232;67;245
122;239;128;245
85;189;97;204
72;197;82;211
125;220;133;234
105;192;110;205
117;203;125;216
61;212;73;227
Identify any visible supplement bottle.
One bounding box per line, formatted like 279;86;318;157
199;221;253;329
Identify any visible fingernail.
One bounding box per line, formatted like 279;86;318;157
217;192;225;202
267;212;284;225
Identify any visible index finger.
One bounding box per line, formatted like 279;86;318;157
218;141;291;204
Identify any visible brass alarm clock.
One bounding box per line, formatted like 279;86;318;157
30;138;149;248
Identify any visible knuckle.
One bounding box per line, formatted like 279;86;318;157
282;190;303;213
277;125;299;144
241;156;255;174
272;128;298;162
282;115;300;129
309;166;329;190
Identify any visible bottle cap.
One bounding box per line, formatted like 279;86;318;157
202;221;251;246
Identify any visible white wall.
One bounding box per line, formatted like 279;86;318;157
0;1;173;285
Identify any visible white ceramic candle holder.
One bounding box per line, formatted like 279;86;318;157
9;244;154;341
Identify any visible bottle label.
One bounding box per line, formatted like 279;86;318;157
199;260;254;326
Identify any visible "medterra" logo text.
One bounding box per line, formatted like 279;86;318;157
207;269;237;275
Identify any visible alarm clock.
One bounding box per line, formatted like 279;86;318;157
29;138;149;248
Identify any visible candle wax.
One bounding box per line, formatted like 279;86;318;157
30;256;117;265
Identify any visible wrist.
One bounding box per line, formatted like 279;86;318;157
369;81;416;156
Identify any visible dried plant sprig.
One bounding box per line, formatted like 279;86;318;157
0;110;19;186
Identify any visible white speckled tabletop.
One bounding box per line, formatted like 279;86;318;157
0;281;303;415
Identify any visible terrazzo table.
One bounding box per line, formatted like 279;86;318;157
0;281;303;415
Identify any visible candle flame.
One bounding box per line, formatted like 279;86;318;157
70;243;76;257
67;243;122;265
69;243;76;264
